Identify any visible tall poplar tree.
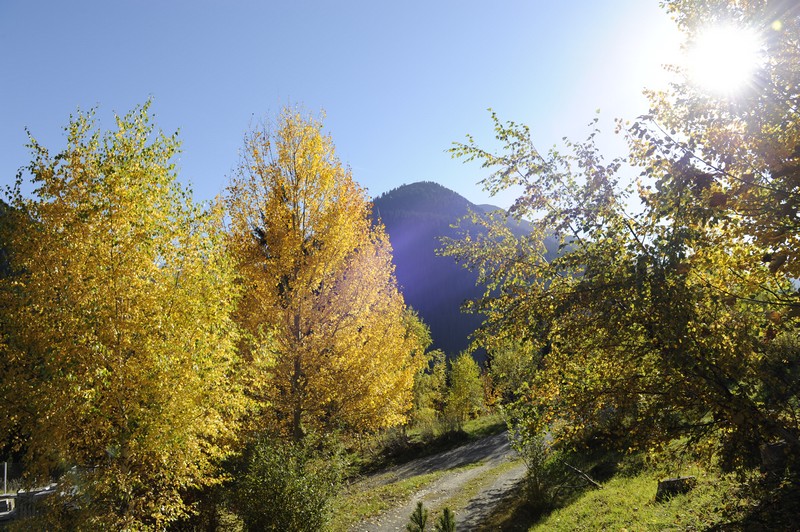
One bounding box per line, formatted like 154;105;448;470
0;104;244;529
227;108;425;440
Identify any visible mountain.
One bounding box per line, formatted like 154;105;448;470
372;182;497;361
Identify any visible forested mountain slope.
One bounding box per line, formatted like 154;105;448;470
372;181;534;361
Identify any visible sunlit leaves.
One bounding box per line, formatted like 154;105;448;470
0;103;244;529
226;109;425;440
447;100;800;468
687;24;765;95
655;0;800;276
444;352;484;427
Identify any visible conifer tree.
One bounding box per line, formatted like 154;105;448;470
406;501;428;532
435;507;456;532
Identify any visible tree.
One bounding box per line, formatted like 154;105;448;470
487;339;538;404
434;507;456;532
648;0;800;277
448;108;800;466
406;501;428;532
0;104;244;529
226;108;425;440
444;353;484;428
629;0;800;462
445;0;800;467
405;502;456;532
412;349;447;432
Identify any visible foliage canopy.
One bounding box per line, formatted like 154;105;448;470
0;103;244;529
445;0;800;469
226;108;426;440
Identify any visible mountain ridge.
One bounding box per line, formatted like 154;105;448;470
372;181;494;360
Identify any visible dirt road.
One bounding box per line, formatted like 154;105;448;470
351;432;527;531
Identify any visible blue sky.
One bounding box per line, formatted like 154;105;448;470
1;1;681;209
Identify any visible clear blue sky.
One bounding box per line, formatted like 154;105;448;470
1;1;681;209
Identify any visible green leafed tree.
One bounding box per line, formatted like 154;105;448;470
412;349;447;432
448;113;800;468
487;339;538;404
445;0;800;469
445;353;484;428
0;103;245;529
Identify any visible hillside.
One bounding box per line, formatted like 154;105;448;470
372;182;498;360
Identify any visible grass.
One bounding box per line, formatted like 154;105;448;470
335;417;794;531
477;445;782;532
529;467;741;531
434;456;525;514
353;412;507;474
324;412;509;530
332;418;800;531
403;411;507;447
461;412;507;439
327;462;481;531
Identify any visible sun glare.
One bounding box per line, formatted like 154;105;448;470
687;24;764;95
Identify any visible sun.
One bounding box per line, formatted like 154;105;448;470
686;24;764;95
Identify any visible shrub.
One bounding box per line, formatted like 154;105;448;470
232;435;344;531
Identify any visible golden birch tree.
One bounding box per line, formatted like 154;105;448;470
0;104;244;529
226;108;425;440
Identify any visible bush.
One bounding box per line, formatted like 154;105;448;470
412;407;441;440
510;429;563;512
232;435;344;531
506;410;595;514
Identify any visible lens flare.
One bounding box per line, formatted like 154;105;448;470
686;24;764;96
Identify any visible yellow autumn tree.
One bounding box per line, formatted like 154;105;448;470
0;104;244;529
226;108;425;440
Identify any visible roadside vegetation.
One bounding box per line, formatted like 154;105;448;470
2;0;799;530
440;0;800;529
530;469;744;531
482;444;800;531
328;462;480;531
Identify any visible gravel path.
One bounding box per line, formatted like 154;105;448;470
350;432;527;531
